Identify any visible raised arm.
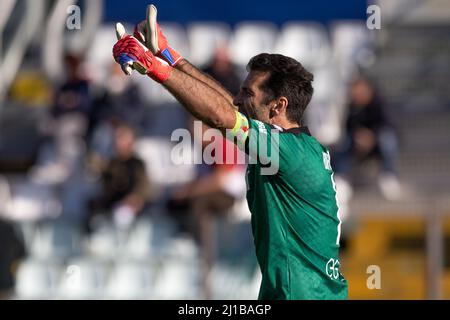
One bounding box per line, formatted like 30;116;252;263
112;25;237;132
163;67;236;130
176;59;236;107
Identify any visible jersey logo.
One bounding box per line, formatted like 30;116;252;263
326;258;341;280
323;151;332;171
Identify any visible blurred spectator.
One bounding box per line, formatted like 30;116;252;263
87;62;148;170
167;121;247;298
31;53;92;184
85;123;152;232
91;62;147;136
51;53;92;120
0;219;26;299
203;45;241;96
332;76;402;200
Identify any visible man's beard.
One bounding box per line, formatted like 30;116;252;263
239;103;257;120
238;105;249;118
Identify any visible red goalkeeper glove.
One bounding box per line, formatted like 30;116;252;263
133;4;183;67
113;23;172;83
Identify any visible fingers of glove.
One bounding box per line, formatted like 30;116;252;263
132;61;150;75
133;21;146;44
117;53;135;75
115;22;127;40
113;39;149;69
119;53;149;75
113;31;152;75
133;19;160;53
146;4;160;54
114;23;134;75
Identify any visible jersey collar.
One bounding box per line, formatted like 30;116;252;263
270;124;311;136
284;126;311;136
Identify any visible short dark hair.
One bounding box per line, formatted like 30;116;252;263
247;53;314;125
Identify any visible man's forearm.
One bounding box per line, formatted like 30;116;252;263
176;59;236;108
163;68;236;130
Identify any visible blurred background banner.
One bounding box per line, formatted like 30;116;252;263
1;0;450;300
103;0;367;25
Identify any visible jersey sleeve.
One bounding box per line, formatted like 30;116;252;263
226;111;282;175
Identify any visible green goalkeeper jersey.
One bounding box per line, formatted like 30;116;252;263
240;117;348;300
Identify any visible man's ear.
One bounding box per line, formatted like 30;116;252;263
270;97;289;117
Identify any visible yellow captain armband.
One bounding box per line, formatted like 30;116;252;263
227;110;249;149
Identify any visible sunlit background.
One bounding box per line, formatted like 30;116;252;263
0;0;450;300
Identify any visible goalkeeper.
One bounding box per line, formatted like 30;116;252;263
112;4;348;300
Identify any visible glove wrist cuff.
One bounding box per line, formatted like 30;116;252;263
157;46;182;67
147;61;172;83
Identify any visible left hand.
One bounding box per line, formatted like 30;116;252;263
112;22;172;83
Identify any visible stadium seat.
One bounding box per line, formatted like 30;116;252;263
330;20;375;80
16;220;36;255
140;102;188;136
5;181;61;221
150;235;200;299
245;267;262;298
213;215;254;264
122;216;154;260
134;137;196;189
309;65;342;103
274;22;332;70
305;65;345;146
15;259;62;299
210;263;259;299
105;260;155;299
153;258;200;299
149;216;181;258
119;213;183;261
0;175;11;215
187;22;232;67
56;257;110;299
210;264;236;299
230;22;278;68
230;197;252;223
29;218;83;260
134;75;177;106
162;234;200;260
86;220;121;260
